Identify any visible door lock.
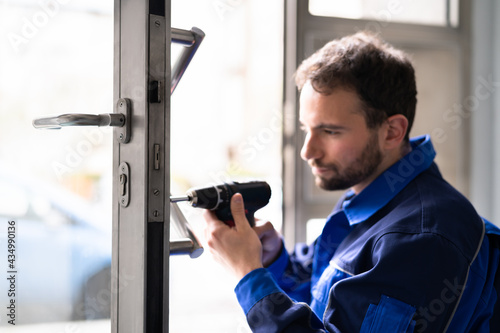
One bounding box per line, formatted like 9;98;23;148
119;173;127;196
119;162;130;207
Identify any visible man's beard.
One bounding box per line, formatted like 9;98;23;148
312;132;383;191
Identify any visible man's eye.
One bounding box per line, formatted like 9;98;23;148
323;129;338;135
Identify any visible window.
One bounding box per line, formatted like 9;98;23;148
308;0;459;28
0;0;113;331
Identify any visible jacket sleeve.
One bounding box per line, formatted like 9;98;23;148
235;268;326;333
266;240;317;304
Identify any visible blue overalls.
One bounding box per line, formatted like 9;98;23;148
235;135;500;332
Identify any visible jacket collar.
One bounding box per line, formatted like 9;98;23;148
343;134;436;226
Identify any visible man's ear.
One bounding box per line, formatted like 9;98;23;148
382;114;408;150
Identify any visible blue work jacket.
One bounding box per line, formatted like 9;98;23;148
235;135;500;332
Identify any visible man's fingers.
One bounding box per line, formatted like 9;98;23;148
203;193;250;229
253;221;275;236
202;209;220;226
202;210;228;236
230;193;250;229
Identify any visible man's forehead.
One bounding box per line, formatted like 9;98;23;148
300;85;365;119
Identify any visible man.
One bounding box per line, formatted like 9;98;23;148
203;31;500;332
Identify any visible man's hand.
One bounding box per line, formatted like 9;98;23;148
203;193;264;280
254;221;283;267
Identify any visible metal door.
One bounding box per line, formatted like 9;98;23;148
31;0;204;331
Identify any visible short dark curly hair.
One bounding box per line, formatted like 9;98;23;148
295;31;417;141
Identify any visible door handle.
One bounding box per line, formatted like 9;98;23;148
169;26;205;258
33;98;131;143
170;200;204;258
32;113;124;129
171;27;205;94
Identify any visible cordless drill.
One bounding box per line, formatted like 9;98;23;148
170;181;271;227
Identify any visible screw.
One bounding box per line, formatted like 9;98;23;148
121;199;125;205
119;133;124;140
153;189;160;196
153;210;159;217
155;20;161;27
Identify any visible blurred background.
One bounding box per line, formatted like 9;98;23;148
0;0;499;332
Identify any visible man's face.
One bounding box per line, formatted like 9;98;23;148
299;82;383;193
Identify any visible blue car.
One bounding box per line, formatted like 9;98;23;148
0;167;112;325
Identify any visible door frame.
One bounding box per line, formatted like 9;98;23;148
111;1;171;332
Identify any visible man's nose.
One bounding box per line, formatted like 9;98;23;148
300;132;322;161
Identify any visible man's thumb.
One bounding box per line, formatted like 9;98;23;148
230;193;249;228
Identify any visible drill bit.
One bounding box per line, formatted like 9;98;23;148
170;195;191;203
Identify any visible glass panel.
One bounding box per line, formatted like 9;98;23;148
309;0;459;28
0;0;112;331
169;0;284;331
